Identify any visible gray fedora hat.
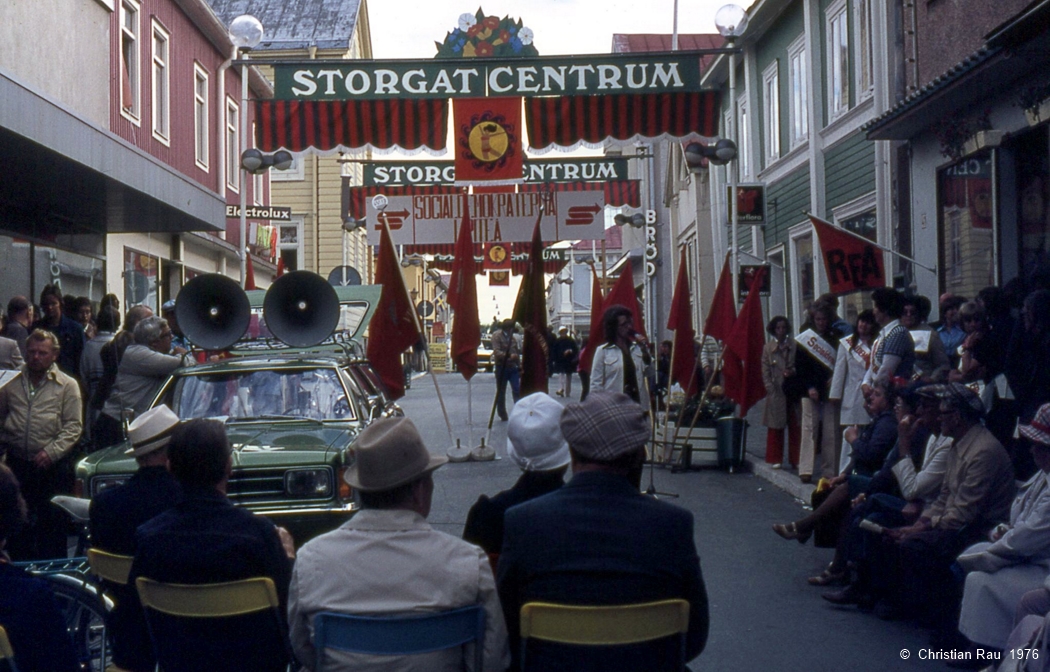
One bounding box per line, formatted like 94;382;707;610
344;417;447;491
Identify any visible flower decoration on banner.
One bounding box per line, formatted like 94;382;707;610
435;8;538;58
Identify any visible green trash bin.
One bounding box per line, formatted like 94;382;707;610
716;417;747;472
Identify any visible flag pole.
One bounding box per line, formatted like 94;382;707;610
381;211;455;450
805;211;937;273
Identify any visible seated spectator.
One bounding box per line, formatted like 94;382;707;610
289;417;509;671
824;384;1015;639
94;315;192;451
497;392;708;672
902;294;950;383
0;463;79;672
130;418;295;672
957;403;1050;651
463;393;569;557
89;405;182;672
771;382;899;551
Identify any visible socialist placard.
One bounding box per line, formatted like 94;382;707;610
366;191;606;244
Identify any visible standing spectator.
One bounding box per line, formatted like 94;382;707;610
0;329;82;559
92;304;153;423
761;316;800;469
862;287;914;391
0;333;22;370
938;295;967;368
795;302;844;482
289;417;509;671
94;316;192;452
552;327;579;398
492;318;521;421
1006;290;1050;433
89;405;182;672
72;296;97;340
497;392;708;672
463;393;569;556
81;305;118;435
130;419;295;672
592;305;653;409
902;294;950;382
32;285;85;382
2;296;33;359
830;310;878;468
160;299;191;352
0;463;79;672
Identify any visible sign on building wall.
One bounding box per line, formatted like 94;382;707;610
726;184;766;225
363;158;631;186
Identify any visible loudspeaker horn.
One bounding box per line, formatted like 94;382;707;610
263;271;341;348
175;274;251;351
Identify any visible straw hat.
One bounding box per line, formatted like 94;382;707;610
124;405;180;457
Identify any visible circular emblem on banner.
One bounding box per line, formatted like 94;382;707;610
487;244;508;265
467;121;509;163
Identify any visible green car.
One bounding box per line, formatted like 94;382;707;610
75;285;399;544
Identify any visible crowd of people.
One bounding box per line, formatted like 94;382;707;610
0;287;193;561
0;389;708;672
767;283;1050;670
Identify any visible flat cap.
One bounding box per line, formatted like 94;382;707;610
936;382;985;416
560;391;650;462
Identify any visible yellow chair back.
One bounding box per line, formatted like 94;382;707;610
87;549;134;586
520;599;690;645
0;624;13;660
135;577;279;618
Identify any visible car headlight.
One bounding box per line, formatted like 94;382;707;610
284;468;332;498
91;476;129;498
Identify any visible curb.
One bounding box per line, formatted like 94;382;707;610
744;455;817;505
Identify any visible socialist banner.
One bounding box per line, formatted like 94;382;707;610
454;97;524;186
365;191;606;245
809;215;885;295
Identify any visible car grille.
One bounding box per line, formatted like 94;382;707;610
226;467;332;505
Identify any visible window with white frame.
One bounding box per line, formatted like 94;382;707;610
120;0;140;120
226;98;239;193
270;155;305;181
854;0;874;100
788;36;808;147
193;65;209;170
278;217;304;273
737;95;751;179
151;21;170;142
762;62;780;166
827;0;850;120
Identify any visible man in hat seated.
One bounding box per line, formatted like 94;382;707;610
130;418;295;672
288;417;509;671
89;405;182;672
497;391;709;672
463;393;570;559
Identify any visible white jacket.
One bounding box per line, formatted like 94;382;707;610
592;342;652;410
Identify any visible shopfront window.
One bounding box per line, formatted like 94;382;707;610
791;230;815;326
938;152;994;300
1016;129;1050;281
124;248;159;312
33;247;105;306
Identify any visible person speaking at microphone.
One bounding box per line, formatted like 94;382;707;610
592;305;654;411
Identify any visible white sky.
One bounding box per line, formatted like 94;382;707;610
366;0;733;59
364;1;737;322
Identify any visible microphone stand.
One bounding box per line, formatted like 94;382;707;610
641;353;678;500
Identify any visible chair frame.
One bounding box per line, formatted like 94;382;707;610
519;599;690;670
87;549;134;586
312;605;485;672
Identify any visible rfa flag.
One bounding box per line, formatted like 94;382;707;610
453;97;524;186
809;215;885;295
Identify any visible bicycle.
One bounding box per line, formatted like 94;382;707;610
13;496;112;672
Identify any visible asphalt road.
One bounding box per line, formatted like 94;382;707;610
397;372;954;672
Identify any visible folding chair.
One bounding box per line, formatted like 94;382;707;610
135;577;290;672
0;625;17;672
519;599;690;671
86;549;136;672
312;605;485;672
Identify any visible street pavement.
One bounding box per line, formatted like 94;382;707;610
398;372;951;672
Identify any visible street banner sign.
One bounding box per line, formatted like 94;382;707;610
363;157;631;186
366;191;606;245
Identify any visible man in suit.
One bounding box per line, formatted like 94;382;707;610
497;391;709;671
130;418;295;672
89;405;182;672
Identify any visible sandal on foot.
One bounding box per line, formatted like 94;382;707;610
808;567;848;586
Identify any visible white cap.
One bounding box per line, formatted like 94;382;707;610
507;393;571;471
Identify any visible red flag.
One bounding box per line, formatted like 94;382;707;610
703;253;736;342
244;255;256;290
448;195;481;380
453;97;524;186
602;259;647;340
512;216;548;395
722;266;767;415
667;249;698;396
275;257;286;278
809;214;885;295
367;222;422;400
578;264;605;374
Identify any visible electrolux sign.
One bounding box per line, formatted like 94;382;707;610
273;53;704;100
225;205;293;222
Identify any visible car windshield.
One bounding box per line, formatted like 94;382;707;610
174;367;355;422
